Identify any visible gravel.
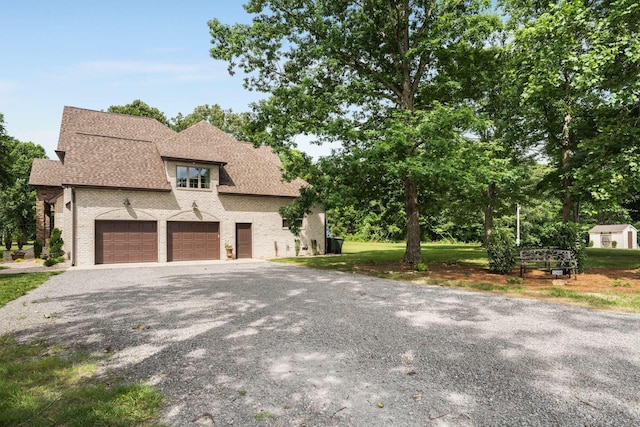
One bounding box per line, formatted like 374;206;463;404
1;261;639;426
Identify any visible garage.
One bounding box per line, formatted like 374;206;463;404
168;221;220;261
95;221;158;264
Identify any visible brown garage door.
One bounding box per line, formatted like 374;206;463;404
95;221;158;264
168;222;220;261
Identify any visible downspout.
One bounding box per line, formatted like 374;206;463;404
72;188;77;266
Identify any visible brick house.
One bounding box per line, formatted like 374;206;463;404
29;106;325;266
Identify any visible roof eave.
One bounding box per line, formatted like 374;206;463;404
161;156;227;166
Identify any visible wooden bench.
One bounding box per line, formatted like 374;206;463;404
519;249;577;280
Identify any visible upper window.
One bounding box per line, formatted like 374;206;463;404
177;166;210;189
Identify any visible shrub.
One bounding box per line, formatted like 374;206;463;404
415;262;428;272
49;228;64;259
311;239;318;255
588;240;594;247
294;239;301;256
4;232;11;251
34;240;43;259
44;256;65;267
487;228;516;275
612;240;618;248
541;222;587;272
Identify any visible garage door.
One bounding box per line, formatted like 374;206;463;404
95;221;158;264
167;222;220;261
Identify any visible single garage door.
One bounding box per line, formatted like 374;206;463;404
95;221;158;264
167;221;220;261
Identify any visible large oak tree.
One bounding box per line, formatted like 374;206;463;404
209;0;499;263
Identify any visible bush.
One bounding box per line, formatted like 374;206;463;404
612;240;618;248
34;240;43;259
588;240;594;247
49;228;64;259
487;228;516;275
294;239;301;256
44;256;65;267
415;262;428;272
541;222;587;272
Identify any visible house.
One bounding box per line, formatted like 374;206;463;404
28;106;325;266
588;224;637;249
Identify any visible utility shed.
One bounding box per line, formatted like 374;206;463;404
589;224;638;249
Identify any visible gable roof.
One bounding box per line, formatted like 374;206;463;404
589;224;635;233
29;159;65;187
32;106;306;197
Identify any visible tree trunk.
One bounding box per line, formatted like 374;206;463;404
403;175;422;264
483;182;496;247
561;111;572;223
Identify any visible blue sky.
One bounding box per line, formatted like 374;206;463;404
2;0;331;159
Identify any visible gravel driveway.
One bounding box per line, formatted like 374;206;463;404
1;262;639;426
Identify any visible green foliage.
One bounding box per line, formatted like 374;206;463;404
506;277;523;285
0;138;46;243
612;240;618;249
588;240;594;247
487;228;517;275
48;228;64;259
294;239;301;257
611;280;632;288
310;239;318;256
3;232;11;251
415;263;428;272
107;99;170;126
33;240;43;259
540;222;587;272
171;104;250;140
209;0;501;264
44;256;65;267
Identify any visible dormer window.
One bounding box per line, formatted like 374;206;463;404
177;166;210;189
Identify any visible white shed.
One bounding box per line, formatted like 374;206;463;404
589;224;638;249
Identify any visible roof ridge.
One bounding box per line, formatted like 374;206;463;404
75;131;155;143
64;105;173;125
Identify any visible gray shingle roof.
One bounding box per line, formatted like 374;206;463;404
33;106;306;197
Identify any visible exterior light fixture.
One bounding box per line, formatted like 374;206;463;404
192;201;198;209
123;198;130;206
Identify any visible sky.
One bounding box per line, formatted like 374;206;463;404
1;0;333;159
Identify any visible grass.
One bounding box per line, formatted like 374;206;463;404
274;241;487;271
0;272;164;426
0;335;163;426
0;272;61;308
585;248;640;269
275;241;640;313
541;287;617;308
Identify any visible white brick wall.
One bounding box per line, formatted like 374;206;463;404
58;160;325;266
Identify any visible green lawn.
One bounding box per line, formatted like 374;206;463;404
585;248;640;269
275;241;640;313
0;272;164;426
274;241;487;270
0;272;61;308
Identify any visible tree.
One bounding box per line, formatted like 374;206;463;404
0;114;12;187
171;104;251;140
505;0;640;223
0;138;47;244
107;100;171;127
209;0;500;263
